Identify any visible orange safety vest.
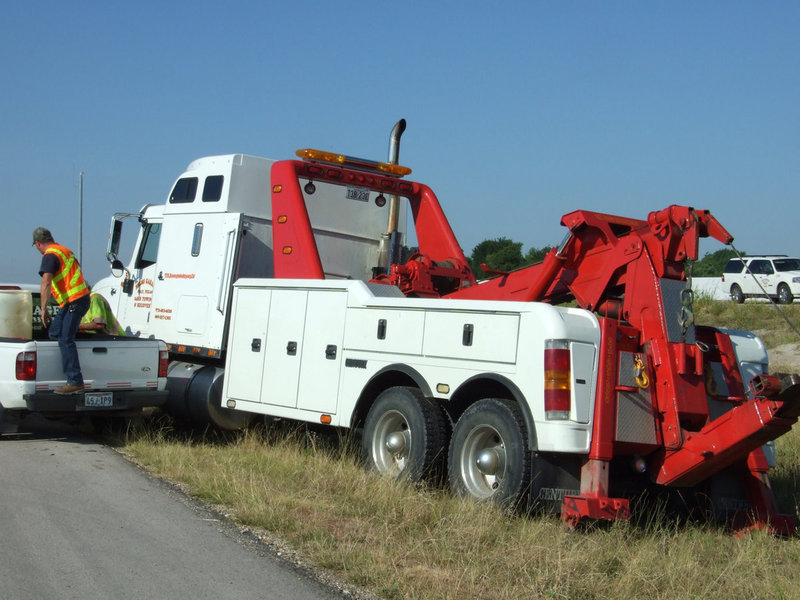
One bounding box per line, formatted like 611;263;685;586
44;243;89;307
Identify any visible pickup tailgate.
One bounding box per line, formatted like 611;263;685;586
23;336;167;413
32;337;163;389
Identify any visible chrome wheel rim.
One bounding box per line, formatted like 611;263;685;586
458;425;506;499
370;409;412;475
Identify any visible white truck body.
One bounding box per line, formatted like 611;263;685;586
222;278;601;454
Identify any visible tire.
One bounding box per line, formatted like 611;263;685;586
777;283;793;305
730;284;744;304
448;398;531;510
362;386;448;482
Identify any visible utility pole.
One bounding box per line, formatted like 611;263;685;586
78;171;84;264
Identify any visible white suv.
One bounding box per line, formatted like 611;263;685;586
722;255;800;304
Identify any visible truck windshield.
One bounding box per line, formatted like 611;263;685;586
774;258;800;272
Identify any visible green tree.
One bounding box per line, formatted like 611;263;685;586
691;248;740;277
468;239;554;279
469;238;524;277
524;246;553;265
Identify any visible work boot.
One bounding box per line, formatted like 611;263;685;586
54;383;85;395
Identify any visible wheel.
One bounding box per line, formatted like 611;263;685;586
362;386;448;482
448;398;531;509
730;284;744;304
777;283;793;305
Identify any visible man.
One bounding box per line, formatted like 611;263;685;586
79;291;125;336
33;227;91;395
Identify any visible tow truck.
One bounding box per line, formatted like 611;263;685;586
94;124;800;533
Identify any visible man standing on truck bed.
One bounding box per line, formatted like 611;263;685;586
32;227;91;395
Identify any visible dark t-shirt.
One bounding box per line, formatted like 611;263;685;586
39;253;60;276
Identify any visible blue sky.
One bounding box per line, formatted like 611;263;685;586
2;1;798;285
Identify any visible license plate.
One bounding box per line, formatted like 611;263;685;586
84;392;113;408
346;186;370;202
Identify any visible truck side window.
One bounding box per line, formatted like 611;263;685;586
170;177;198;203
750;260;772;275
202;175;224;202
136;223;162;269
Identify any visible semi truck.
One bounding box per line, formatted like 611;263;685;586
93;125;800;532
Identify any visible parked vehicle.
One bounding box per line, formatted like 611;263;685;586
0;284;169;434
722;255;800;304
92;126;800;533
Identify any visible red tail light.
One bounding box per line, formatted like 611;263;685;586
16;351;36;380
544;340;571;420
158;350;169;378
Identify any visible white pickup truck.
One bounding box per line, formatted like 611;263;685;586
0;285;169;434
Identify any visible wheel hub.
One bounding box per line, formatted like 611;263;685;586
385;431;407;456
475;446;505;477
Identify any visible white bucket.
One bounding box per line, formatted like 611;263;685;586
0;290;33;339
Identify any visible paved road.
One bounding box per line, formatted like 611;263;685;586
0;415;351;600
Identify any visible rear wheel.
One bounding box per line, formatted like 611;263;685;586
362;386;448;482
777;283;793;305
730;284;745;304
448;398;531;509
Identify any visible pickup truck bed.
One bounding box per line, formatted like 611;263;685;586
0;334;168;434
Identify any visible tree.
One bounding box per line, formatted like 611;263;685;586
468;239;554;279
468;238;524;277
524;246;553;265
691;248;740;277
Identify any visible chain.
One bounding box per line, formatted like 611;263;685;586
679;260;695;341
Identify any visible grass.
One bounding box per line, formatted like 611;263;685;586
693;295;800;350
117;421;800;600
113;299;800;600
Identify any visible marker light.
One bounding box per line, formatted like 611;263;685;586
296;148;412;177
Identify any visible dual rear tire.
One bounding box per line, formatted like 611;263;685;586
362;389;531;509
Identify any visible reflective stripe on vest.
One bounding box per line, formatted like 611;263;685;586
45;244;89;306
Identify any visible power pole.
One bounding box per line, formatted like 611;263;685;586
78;171;84;264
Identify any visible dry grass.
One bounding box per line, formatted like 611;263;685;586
115;300;800;600
119;420;800;600
694;296;800;350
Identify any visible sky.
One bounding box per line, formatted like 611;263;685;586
2;1;798;285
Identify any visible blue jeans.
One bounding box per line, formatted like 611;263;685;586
48;294;91;386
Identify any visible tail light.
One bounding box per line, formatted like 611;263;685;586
158;350;169;378
544;340;571;420
16;351;37;380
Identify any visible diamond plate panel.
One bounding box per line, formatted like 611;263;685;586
616;351;657;445
616;390;657;445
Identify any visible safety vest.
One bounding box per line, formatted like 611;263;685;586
83;292;125;336
45;243;89;307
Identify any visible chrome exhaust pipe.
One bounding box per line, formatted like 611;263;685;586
378;119;407;273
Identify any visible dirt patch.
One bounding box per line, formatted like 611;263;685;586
769;343;800;373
